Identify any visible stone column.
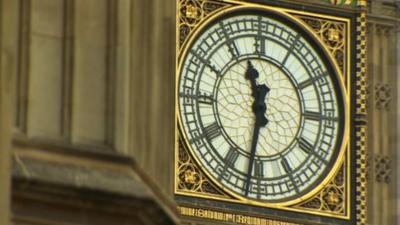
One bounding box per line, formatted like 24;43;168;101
128;0;176;199
397;25;400;225
0;0;19;224
0;50;11;225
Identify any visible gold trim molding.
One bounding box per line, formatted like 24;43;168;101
178;206;302;225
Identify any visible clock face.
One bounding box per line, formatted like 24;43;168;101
178;10;345;203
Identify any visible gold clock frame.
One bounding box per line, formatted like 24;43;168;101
174;1;368;224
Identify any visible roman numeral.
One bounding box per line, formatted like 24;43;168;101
189;130;202;145
254;37;266;55
254;160;264;177
254;16;266;55
298;78;314;89
189;49;220;76
281;52;291;66
282;34;301;65
304;111;322;121
298;137;313;154
227;41;240;59
298;72;329;90
298;137;329;165
198;94;214;105
224;147;239;167
204;122;221;140
281;158;292;174
179;92;214;105
303;111;338;122
281;157;300;194
219;22;240;59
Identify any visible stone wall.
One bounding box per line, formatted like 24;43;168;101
1;0;179;224
0;0;19;224
367;1;400;225
11;0;176;199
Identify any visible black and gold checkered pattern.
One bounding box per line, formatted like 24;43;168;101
355;10;368;225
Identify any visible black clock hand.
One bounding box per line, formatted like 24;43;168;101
244;61;270;196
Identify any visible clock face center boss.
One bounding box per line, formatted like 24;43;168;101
178;10;345;203
217;59;301;157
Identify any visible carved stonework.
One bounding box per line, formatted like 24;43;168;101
295;162;347;216
178;0;229;49
295;16;347;76
374;83;392;110
177;135;228;197
376;25;394;36
374;154;392;184
369;0;399;17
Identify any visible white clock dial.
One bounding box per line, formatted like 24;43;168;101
178;11;345;203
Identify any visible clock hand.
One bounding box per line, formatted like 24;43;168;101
244;61;270;196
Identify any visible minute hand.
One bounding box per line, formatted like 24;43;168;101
244;61;270;196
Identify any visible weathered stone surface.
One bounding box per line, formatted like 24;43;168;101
12;154;151;199
31;0;64;37
12;145;180;225
12;179;176;225
1;0;19;224
72;0;108;144
366;2;400;225
28;34;63;138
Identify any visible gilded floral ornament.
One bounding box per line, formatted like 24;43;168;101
295;15;347;76
177;136;228;196
295;163;347;216
178;0;229;49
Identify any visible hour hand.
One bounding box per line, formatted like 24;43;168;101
245;61;270;125
254;84;269;126
245;61;259;98
245;61;259;81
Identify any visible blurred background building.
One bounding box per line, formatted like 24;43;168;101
0;0;399;224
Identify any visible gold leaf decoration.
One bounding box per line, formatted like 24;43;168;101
295;161;348;216
178;0;229;50
295;15;347;78
177;135;228;197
